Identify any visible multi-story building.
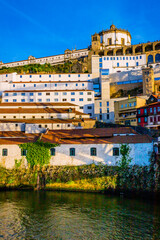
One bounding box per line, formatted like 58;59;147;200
114;96;147;126
0;102;96;132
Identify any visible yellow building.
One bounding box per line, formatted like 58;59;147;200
114;96;146;126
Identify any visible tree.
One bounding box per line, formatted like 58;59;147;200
19;139;59;190
118;144;132;169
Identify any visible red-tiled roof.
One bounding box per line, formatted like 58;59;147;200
0;128;152;145
0;102;77;107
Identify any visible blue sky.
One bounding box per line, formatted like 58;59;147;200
0;0;160;63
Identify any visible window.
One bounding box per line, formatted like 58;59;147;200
68;75;71;77
80;106;83;109
125;104;127;108
99;102;102;107
78;74;80;77
39;75;41;78
13;84;15;87
62;99;67;101
136;56;138;60
138;109;141;114
59;75;61;77
23;116;26;119
87;98;92;101
90;148;96;156
21;149;27;156
4;99;8;102
138;118;141;123
113;147;119;156
21;99;25;102
20;75;22;78
123;57;125;60
136;62;139;66
23;84;25;87
45;84;47;87
63;92;67;95
79;98;83;101
21;93;25;96
144;117;148;123
34;84;36;87
55;84;57;87
30;75;32;78
88;106;92;109
49;75;51;78
140;56;142;59
126;63;129;67
71;92;75;95
107;101;109;107
121;104;123;108
71;98;75;101
54;99;58;102
32;116;35;119
150;117;153;122
133;102;136;107
88;74;90;77
154;107;157;114
107;108;109;113
2;149;8;156
30;93;34;96
144;108;147;114
82;84;85;87
79;92;83;95
46;93;50;96
54;92;58;95
150;108;153;113
65;84;68;87
4;93;8;96
117;63;119;67
30;99;33;102
70;148;75;156
87;92;92;95
46;99;50;102
50;148;55;156
13;93;17;96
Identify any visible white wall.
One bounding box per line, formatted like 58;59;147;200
0;142;153;169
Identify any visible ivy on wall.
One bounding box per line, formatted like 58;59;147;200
19;140;59;168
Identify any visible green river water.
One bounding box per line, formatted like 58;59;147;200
0;191;160;240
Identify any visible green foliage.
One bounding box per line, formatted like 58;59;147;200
118;144;132;169
15;159;23;169
0;61;87;74
19;140;59;168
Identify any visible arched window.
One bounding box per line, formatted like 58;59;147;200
148;55;153;64
70;148;75;156
155;54;160;63
2;148;8;156
50;148;55;156
90;148;97;156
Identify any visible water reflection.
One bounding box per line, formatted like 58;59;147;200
0;191;160;239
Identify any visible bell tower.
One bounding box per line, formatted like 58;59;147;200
142;67;155;95
91;33;101;51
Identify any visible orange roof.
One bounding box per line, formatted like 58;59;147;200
0;108;84;114
0;118;94;124
0;128;152;145
0;102;77;107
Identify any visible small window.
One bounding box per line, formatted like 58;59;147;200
46;93;50;95
70;148;75;156
71;98;75;101
21;149;27;156
39;75;41;78
49;75;51;78
30;93;34;96
79;92;83;95
45;84;47;87
34;84;36;87
30;75;32;78
50;148;55;156
46;99;50;102
87;92;92;95
87;98;92;101
79;98;83;101
13;99;17;102
71;92;75;95
113;148;119;156
32;116;35;119
91;148;96;156
2;149;8;156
